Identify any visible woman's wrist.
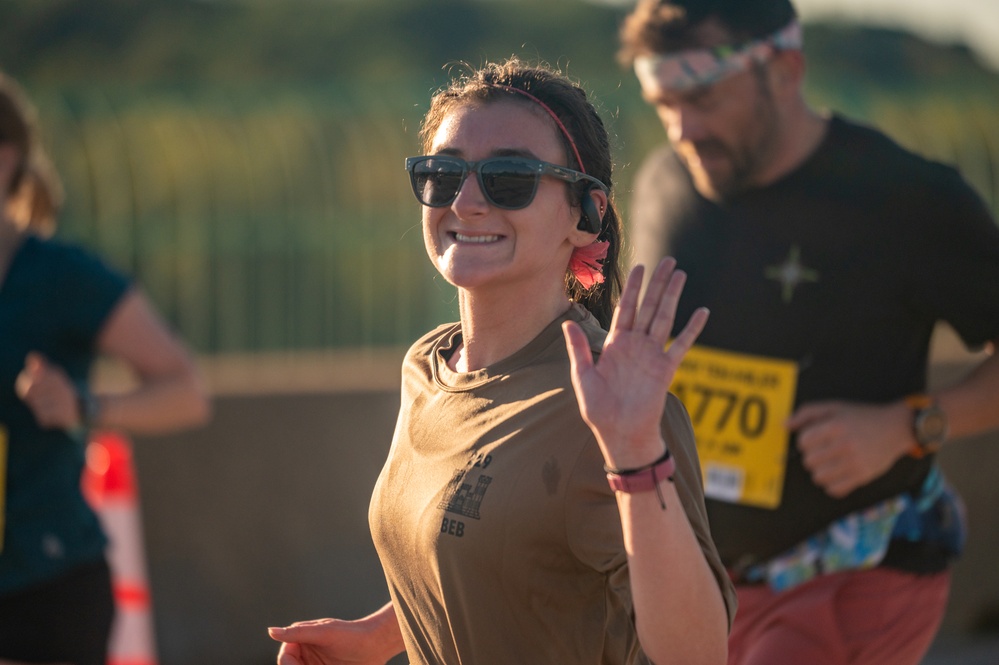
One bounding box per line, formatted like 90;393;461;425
77;390;102;428
604;447;675;509
598;432;668;471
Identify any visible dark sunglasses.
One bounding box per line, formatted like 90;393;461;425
405;155;608;210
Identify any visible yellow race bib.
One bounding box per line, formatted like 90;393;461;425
670;345;798;509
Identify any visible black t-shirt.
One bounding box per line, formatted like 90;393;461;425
630;115;999;567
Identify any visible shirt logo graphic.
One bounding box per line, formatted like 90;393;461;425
439;455;493;520
765;244;819;304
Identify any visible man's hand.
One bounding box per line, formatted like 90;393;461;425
788;400;914;498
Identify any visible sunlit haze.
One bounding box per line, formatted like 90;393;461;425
795;0;999;70
590;0;999;70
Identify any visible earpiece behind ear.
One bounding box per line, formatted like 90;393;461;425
577;189;602;234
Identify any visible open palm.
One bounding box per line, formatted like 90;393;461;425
563;258;708;468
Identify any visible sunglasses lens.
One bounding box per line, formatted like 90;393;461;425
408;157;543;209
411;158;464;207
480;160;539;209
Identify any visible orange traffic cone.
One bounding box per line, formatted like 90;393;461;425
82;431;159;665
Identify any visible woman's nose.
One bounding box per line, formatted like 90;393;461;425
451;171;490;214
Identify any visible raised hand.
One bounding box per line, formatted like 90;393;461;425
563;257;709;469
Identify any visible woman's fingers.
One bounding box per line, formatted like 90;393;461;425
563;321;595;385
667;307;710;361
632;257;676;335
610;264;644;333
647;268;686;344
624;258;693;353
608;257;707;369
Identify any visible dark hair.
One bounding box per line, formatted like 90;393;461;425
618;0;797;65
419;58;623;328
0;73;63;232
0;74;35;196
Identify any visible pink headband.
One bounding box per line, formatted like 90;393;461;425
491;84;589;175
490;83;610;289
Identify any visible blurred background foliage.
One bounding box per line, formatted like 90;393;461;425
2;0;997;354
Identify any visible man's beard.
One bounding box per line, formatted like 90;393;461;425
678;139;754;202
678;87;781;202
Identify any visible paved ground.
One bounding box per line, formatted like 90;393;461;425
922;636;999;664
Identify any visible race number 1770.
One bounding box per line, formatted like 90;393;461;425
669;346;799;510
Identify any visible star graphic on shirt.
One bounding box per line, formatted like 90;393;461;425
764;244;819;304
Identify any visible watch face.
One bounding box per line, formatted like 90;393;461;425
915;406;948;448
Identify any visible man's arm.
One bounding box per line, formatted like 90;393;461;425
790;339;999;498
937;338;999;440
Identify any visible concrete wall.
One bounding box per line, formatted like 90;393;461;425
115;341;999;665
124;351;408;665
133;389;403;665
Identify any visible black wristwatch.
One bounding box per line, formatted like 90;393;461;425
904;394;947;458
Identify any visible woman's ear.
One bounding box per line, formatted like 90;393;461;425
574;187;608;239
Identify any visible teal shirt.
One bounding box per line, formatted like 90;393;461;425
0;235;130;595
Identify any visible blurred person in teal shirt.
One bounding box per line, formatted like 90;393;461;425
0;72;211;665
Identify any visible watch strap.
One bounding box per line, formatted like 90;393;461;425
904;393;932;411
904;393;945;458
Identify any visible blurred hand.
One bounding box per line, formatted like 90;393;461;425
563;257;709;469
789;400;914;498
15;351;82;430
269;615;398;665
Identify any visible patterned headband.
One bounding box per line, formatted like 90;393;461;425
634;19;802;93
489;84;610;287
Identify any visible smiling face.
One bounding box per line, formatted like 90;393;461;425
422;99;587;296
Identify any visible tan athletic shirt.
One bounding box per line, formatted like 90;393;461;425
369;304;736;664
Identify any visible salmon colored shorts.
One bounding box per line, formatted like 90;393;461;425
728;567;950;665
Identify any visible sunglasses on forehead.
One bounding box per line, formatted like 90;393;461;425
405;155;608;210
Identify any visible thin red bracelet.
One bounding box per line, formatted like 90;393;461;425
604;448;676;509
